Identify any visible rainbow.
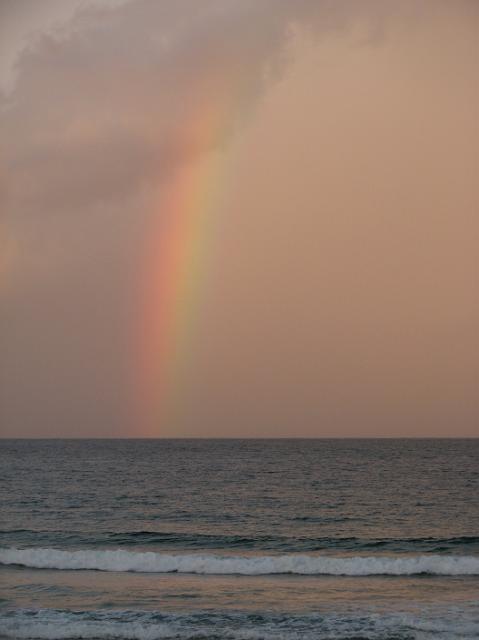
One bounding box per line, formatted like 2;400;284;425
134;88;240;436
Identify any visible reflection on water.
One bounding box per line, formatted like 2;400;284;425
2;567;479;613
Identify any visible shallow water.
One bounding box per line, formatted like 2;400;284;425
1;439;478;638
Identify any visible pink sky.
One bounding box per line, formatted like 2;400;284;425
1;0;478;437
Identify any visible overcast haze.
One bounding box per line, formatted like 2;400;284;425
1;0;478;437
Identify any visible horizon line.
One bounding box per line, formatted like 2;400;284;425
1;436;478;440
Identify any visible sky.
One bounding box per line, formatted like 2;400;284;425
0;0;478;438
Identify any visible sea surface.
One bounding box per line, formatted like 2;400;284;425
1;439;478;639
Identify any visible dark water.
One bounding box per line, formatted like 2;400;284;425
1;439;478;639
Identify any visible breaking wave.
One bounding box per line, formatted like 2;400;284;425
1;608;479;640
1;547;478;575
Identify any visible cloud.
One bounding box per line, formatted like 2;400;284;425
2;0;380;318
2;0;410;216
2;2;279;211
3;0;463;218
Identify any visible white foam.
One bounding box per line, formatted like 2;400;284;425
0;617;174;640
1;547;478;575
1;609;479;640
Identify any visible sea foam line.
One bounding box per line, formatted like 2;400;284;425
1;547;479;575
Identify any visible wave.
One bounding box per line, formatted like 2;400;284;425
1;547;479;575
2;608;479;640
1;529;478;553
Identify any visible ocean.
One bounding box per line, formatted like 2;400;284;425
1;439;478;639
